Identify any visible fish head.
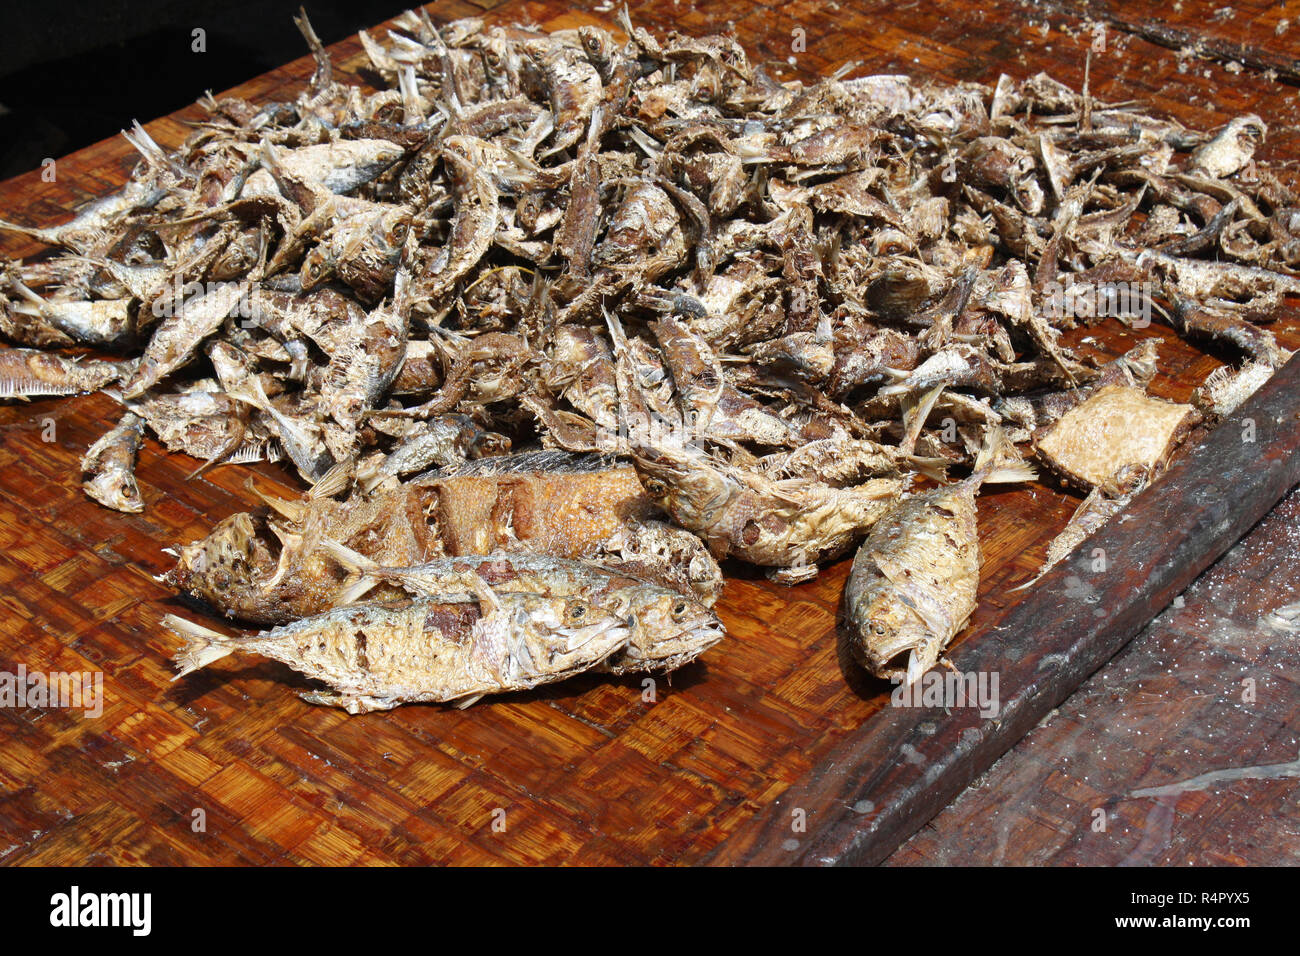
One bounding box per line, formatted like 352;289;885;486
851;592;943;682
299;247;335;290
84;470;144;514
619;590;725;672
631;445;731;531
504;594;633;676
166;512;277;606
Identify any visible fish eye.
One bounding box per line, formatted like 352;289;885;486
671;600;689;620
566;600;589;622
871;622;887;635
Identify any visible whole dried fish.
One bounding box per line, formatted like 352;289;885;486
166;586;632;712
0;348;133;399
844;431;1035;682
324;543;725;674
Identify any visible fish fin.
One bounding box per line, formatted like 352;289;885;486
900;384;945;456
307;459;352;500
902;455;951;484
318;537;377;573
245;476;308;522
905;648;924;687
299;691;392;714
971;424;1037;485
1007;572;1043;593
315;538;386;604
164;614;236;679
221;370;272;414
465;571;502;616
453;693;484;710
337;576;382;605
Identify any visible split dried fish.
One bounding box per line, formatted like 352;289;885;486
1034;385;1200;489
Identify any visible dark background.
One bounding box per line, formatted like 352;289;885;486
0;1;413;179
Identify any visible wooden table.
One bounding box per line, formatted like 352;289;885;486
0;0;1296;865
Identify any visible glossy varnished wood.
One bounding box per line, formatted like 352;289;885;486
0;0;1297;865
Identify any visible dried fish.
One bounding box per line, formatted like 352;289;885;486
1034;385;1200;489
166;587;631;712
843;430;1036;682
81;411;146;513
324;544;724;674
3;11;1297;707
0;348;133;399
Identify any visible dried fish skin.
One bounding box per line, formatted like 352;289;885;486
1034;385;1199;489
166;451;669;624
428;450;660;558
124;281;248;398
595;518;725;608
166;590;632;712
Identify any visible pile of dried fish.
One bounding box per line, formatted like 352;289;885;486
1;10;1296;705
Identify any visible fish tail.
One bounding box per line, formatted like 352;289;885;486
972;424;1037;486
164;614;236;679
222;372;271;415
900;384;945;456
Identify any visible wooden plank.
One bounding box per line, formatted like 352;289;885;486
709;356;1300;865
888;485;1300;865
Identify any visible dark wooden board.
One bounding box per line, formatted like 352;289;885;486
888;484;1300;866
0;0;1298;866
709;356;1300;865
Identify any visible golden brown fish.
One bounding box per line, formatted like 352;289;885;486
164;450;722;624
844;430;1035;682
166;586;631;713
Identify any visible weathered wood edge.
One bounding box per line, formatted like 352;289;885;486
708;354;1300;866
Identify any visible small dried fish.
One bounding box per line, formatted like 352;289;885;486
324;544;725;674
0;348;132;399
166;586;631;712
81;411;146;513
844;430;1035;682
